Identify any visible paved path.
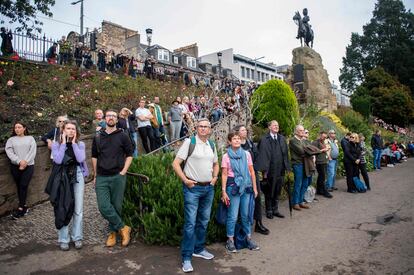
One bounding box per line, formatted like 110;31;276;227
1;159;413;274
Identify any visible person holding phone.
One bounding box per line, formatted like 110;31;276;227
221;131;259;253
51;120;89;251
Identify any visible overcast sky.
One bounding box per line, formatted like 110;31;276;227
4;0;414;87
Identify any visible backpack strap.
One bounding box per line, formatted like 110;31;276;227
95;132;102;154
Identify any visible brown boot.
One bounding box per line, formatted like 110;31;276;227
119;225;131;247
299;203;310;209
106;232;117;247
293;204;302;211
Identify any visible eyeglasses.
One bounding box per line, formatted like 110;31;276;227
106;114;117;118
198;125;210;129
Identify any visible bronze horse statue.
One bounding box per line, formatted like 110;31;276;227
293;10;314;48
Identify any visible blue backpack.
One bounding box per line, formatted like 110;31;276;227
353;177;367;192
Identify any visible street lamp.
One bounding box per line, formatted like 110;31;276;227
217;52;223;77
146;28;153;47
253;56;265;83
71;0;84;36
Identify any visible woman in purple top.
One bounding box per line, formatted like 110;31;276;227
51;120;89;251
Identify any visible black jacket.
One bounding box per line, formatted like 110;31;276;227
45;153;77;229
255;132;290;176
92;129;133;176
371;134;383;150
341;137;354;163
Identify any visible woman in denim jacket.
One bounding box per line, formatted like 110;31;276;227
221;132;259;253
51;120;89;251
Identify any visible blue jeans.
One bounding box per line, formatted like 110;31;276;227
326;159;338;189
132;132;138;158
292;164;307;205
302;176;312;203
373;149;382;169
181;184;214;261
58;167;84;243
226;183;251;238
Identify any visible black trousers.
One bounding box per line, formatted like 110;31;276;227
344;161;356;191
358;163;370;189
263;175;283;213
316;163;328;193
10;164;34;208
138;126;156;153
253;171;262;221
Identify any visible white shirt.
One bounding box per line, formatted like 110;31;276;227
135;107;151;128
176;135;218;182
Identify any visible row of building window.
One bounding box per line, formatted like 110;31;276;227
157;49;197;69
240;66;281;82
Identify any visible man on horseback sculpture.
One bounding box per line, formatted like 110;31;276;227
293;8;314;48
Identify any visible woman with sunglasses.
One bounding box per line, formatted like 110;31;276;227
5;122;37;219
51;120;89;251
348;133;361;192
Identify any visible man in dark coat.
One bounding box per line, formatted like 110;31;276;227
341;132;357;193
255;120;290;219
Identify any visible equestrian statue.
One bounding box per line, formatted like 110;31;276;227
293;8;314;48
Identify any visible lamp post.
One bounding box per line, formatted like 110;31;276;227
146;28;153;47
253;56;265;83
71;0;84;36
217;52;223;77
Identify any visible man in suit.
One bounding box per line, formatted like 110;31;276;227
255;120;290;219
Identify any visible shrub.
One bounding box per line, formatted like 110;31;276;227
123;153;225;246
250;79;299;136
335;107;371;138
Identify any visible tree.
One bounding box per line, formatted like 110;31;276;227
350;67;414;126
250;79;299;136
0;0;55;34
340;0;414;97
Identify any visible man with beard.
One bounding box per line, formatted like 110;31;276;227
255;120;290;219
92;110;133;247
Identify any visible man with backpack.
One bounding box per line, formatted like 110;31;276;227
91;110;133;248
172;118;219;273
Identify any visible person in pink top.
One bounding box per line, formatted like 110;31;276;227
221;132;259;253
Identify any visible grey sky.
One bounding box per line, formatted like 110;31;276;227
5;0;414;87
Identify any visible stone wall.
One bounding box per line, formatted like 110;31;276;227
0;109;250;216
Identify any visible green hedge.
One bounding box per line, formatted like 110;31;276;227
123;153;225;246
250;79;299;136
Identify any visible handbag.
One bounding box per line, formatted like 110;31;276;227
215;201;227;225
353;177;367;192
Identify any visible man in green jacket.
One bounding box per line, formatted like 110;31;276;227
289;125;309;211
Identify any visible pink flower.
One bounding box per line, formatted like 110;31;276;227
70;76;76;80
53;77;58;81
7;80;14;86
84;84;89;88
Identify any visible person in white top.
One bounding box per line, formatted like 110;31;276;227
135;99;156;153
5;122;37;219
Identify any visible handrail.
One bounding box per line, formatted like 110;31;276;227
147;106;248;155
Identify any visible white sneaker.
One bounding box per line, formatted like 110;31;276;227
182;260;193;273
387;164;395;167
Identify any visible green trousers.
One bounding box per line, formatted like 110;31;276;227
95;174;126;232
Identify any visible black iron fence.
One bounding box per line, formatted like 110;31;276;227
3;31;57;62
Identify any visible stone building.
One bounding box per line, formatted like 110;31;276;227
95;21;142;57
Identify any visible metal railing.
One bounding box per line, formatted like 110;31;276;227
2;31;57;62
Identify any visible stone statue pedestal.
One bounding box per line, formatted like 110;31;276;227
289;47;337;112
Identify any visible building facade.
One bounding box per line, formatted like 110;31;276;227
331;81;351;107
199;48;283;83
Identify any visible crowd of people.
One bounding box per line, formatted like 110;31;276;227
4;112;413;273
